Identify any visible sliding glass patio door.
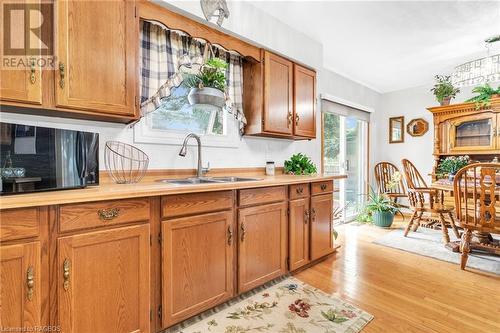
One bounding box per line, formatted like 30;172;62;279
322;100;369;222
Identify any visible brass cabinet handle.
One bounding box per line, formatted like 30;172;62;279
311;208;316;221
295;114;300;126
30;59;36;84
97;208;120;221
320;184;327;191
304;210;309;224
287;111;293;127
59;62;65;89
227;225;233;246
63;258;70;291
240;223;246;242
26;266;34;301
296;187;303;194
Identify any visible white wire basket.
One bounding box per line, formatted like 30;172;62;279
104;141;149;184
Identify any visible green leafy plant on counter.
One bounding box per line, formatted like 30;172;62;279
284;153;317;175
437;155;470;178
466;84;500;110
430;75;460;105
184;57;228;91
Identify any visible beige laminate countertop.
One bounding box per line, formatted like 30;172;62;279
0;173;347;210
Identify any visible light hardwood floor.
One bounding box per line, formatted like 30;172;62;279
294;222;500;333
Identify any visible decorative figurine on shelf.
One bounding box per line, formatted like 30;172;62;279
201;0;230;26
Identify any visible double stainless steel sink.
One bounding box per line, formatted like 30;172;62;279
156;176;262;185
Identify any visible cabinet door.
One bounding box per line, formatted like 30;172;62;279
310;194;334;260
55;0;136;116
57;225;150;333
289;198;310;271
162;211;234;327
238;202;287;293
263;51;293;135
449;113;496;152
0;0;42;105
293;64;316;138
0;242;41;330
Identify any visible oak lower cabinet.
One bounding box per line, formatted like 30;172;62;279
289;198;310;271
161;211;234;327
238;202;288;293
57;224;150;333
0;241;41;329
310;194;335;260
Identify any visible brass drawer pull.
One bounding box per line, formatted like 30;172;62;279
26;266;34;301
320;184;327;191
295;114;300;126
59;62;65;89
30;59;36;84
287;111;293;127
311;208;316;221
240;223;246;242
97;208;120;221
304;210;309;224
63;258;70;291
227;226;233;246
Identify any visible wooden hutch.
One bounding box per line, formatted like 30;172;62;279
428;97;500;179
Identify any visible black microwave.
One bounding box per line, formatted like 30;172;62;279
0;122;99;195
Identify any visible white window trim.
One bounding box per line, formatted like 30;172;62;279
133;110;240;148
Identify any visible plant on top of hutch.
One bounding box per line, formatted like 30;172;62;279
465;84;500;110
428;96;500;180
430;75;460;106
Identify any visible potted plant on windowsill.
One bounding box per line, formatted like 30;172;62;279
466;84;500;110
437;155;470;181
184;57;228;108
430;75;460;106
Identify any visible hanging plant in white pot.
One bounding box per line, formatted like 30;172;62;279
184;57;227;108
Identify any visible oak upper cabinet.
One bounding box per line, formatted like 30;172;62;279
293;64;316;138
448;112;497;153
243;50;316;139
263;51;294;135
310;193;334;261
0;242;41;330
289;198;310;271
161;211;234;327
57;224;150;333
238;201;287;293
55;0;136;116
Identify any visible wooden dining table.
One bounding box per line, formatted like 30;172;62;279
431;179;500;253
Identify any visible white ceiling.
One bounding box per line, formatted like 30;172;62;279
246;0;500;93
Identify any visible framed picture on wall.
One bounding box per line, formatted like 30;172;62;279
389;116;404;143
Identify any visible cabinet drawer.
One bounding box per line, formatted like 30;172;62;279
289;183;310;200
59;198;150;233
238;186;287;207
0;207;39;241
162;191;234;219
311;181;333;196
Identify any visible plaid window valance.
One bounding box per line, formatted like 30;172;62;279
139;20;246;133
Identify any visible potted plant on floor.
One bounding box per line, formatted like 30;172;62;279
466;84;500;110
184;57;228;108
359;188;401;228
430;75;460;106
437;155;470;181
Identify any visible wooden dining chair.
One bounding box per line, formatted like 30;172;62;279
453;163;500;270
401;159;460;243
374;161;407;207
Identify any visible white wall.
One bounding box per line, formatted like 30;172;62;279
372;85;474;184
0;0;379;172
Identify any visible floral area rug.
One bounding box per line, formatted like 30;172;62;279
168;277;373;333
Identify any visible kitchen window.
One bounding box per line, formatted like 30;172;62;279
134;20;245;147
